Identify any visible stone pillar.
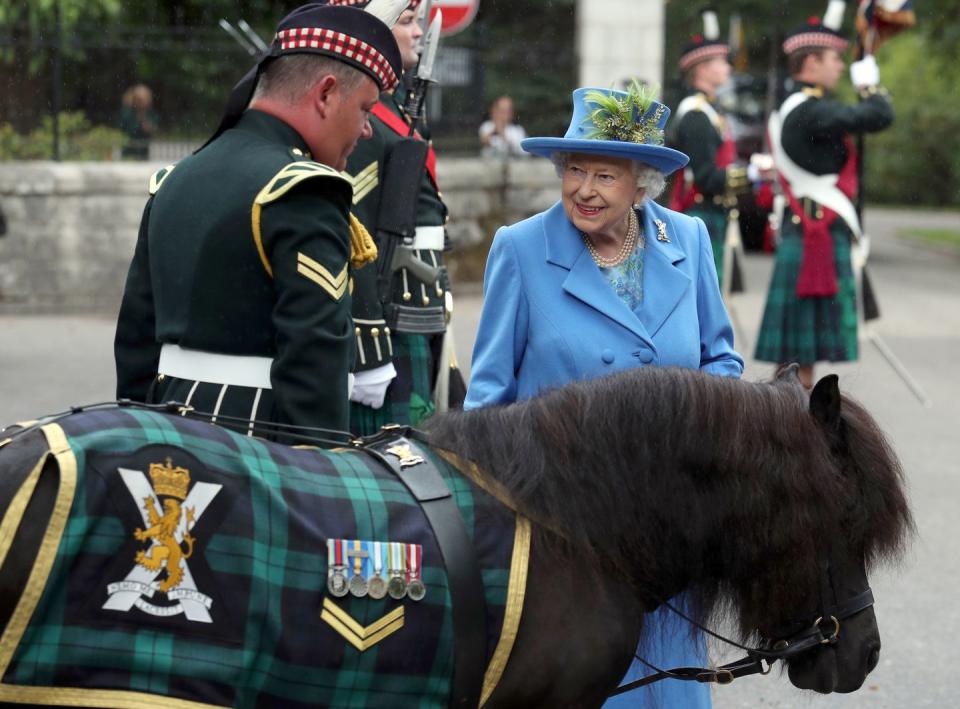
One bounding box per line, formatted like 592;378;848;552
576;0;664;90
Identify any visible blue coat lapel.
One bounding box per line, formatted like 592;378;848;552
542;201;653;345
638;202;691;338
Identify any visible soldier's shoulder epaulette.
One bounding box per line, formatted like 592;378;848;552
148;164;177;195
251;161;353;280
254;161;351;206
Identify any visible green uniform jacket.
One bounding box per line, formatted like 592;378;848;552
782;84;894;175
345;90;448;374
115;110;355;433
674;91;731;200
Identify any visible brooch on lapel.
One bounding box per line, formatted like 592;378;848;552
654;219;670;243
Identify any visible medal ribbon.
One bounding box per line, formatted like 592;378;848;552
352;539;363;578
373;541;382;577
410;544;420;583
406;543;414;584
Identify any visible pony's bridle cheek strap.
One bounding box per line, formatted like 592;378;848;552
766;587;875;657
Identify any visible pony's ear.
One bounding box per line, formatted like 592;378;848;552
775;363;801;384
810;374;842;430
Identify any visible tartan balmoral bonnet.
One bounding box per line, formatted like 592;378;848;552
203;4;403;148
678;8;729;72
783;0;850;54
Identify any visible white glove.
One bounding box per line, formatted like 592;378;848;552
349;362;397;409
850;55;880;88
747;163;761;183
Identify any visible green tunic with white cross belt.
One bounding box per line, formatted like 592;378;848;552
754;84;893;365
115;109;357;437
344;90;450;435
669;91;749;287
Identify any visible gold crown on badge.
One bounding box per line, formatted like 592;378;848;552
149;457;191;500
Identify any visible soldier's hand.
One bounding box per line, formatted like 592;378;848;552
748;153;775;183
350;362;398;410
850;55;880;88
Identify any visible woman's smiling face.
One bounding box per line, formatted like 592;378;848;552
561;153;644;241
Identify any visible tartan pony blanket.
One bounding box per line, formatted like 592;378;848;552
0;408;528;708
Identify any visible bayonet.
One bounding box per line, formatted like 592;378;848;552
403;10;442;125
416;10;441;82
219;19;258;56
237;19;269;53
416;0;434;39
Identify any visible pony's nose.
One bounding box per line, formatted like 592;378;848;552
866;645;880;674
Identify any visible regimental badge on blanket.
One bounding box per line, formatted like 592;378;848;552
102;457;222;623
326;539;425;601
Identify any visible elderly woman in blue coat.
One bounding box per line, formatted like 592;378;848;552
466;84;744;707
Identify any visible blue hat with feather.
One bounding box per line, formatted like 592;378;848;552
521;83;689;175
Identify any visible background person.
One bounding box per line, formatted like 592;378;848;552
478;95;527;158
466;82;743;708
119;84;159;160
114;4;402;438
331;0;461;435
755;0;893;390
668;9;754;291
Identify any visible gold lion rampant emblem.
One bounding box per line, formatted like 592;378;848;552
134;458;196;593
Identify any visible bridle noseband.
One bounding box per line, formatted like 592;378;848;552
608;567;875;696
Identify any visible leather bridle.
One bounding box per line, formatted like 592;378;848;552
608;562;875;696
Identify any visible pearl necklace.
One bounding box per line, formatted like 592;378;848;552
581;209;642;268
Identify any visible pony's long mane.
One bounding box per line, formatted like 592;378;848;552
426;367;912;632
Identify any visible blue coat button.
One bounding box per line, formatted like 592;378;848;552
634;349;654;364
601;348;615;364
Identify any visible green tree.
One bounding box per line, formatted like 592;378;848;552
864;34;960;206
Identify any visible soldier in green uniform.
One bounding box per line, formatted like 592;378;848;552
755;0;893;389
114;4;403;438
328;0;455;435
668;9;751;291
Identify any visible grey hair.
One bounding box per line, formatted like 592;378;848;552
551;151;666;201
251;54;368;105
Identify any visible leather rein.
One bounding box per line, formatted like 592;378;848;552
608;565;875;696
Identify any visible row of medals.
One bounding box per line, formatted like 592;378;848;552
328;565;426;601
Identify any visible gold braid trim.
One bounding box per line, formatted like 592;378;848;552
251;161;352;278
480;516;531;706
349;213;378;268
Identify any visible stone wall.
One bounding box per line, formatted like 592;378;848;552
0;158;560;314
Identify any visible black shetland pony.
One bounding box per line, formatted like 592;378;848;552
0;365;911;708
425;365;912;706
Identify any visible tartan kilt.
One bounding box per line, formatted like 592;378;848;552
350;333;436;436
0;408;519;708
684;204;727;287
754;211;859;364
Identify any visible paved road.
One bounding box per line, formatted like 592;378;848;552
1;207;958;706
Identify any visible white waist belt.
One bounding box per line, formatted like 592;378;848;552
159;344;273;390
410;225;445;251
